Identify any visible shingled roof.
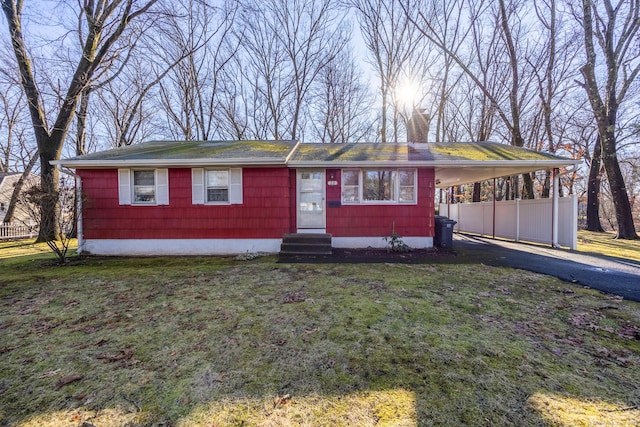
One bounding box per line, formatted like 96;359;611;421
54;140;580;188
58;140;298;165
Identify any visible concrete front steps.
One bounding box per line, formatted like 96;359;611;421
280;233;332;256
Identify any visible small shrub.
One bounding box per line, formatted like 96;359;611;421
385;231;410;253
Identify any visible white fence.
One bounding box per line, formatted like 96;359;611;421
0;223;37;240
439;195;578;249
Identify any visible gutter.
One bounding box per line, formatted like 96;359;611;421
51;158;289;168
287;159;582;168
54;164;84;254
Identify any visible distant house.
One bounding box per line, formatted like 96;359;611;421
53;140;579;255
0;172;37;225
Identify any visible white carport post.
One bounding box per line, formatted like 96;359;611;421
552;168;559;248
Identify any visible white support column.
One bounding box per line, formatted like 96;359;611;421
492;178;496;239
515;198;520;242
552;168;559;248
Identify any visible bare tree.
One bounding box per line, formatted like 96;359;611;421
351;0;420;143
158;0;238;141
528;0;582;198
401;0;550;198
0;80;25;173
424;0;471;143
235;3;292;140
0;55;39;223
1;0;161;241
95;61;165;148
578;0;640;239
310;49;376;143
233;0;347;141
216;60;252;140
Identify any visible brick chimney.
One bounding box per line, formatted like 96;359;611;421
407;109;430;143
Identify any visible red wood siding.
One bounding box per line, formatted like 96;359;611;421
325;168;435;238
78;168;292;239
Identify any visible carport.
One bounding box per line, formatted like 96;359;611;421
417;142;582;249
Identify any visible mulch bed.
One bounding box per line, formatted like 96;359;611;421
278;247;457;263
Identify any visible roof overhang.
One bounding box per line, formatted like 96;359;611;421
51;158;288;168
52;141;582;187
288;159;582;188
433;160;582;188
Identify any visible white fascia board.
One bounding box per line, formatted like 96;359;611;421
51;158;288;168
288;159;581;168
434;159;582;167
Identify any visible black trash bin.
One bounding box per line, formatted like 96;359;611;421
434;215;457;248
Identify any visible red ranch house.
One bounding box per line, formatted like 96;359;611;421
53;140;578;255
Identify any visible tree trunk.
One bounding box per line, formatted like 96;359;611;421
76;87;91;156
521;173;535;199
579;0;639;239
381;86;388;143
513;175;519;200
472;182;481;202
36;140;63;242
602;130;637;239
541;171;550;199
586;134;604;232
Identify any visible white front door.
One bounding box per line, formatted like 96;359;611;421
297;170;325;230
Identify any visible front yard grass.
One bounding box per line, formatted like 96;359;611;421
0;242;639;426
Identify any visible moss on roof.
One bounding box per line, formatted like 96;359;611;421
70;140;298;162
291;143;434;162
428;142;561;161
61;140;574;166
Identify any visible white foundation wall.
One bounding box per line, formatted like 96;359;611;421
332;236;433;249
81;239;282;255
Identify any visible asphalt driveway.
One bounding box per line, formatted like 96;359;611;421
452;233;640;302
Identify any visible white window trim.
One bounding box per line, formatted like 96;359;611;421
341;168;417;205
118;168;169;206
192;168;243;205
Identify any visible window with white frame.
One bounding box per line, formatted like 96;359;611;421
398;170;416;202
133;170;156;203
342;170;359;203
191;168;243;205
342;168;416;204
206;170;230;202
117;168;169;206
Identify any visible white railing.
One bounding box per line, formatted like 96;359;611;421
439;195;578;249
0;223;37;240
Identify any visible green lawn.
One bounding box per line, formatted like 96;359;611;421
577;230;640;263
0;240;639;426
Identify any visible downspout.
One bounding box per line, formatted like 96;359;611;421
56;165;83;254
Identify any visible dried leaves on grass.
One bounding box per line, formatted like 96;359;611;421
0;255;639;426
